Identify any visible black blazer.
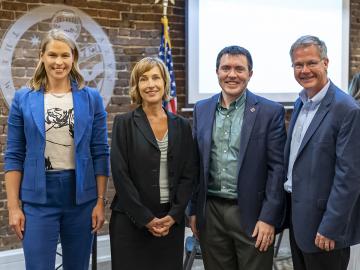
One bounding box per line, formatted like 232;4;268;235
110;106;197;228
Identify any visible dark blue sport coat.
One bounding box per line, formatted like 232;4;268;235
190;89;286;237
284;81;360;252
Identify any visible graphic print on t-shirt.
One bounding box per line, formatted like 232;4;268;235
45;108;74;142
44;107;74;170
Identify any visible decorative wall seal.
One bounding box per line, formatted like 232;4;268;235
0;5;116;108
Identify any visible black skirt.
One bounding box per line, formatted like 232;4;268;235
109;206;185;270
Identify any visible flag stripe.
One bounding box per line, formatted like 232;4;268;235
159;16;177;114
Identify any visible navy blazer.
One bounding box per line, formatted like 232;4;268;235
5;83;110;205
190;90;286;237
284;82;360;252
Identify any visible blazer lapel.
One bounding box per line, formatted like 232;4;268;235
237;90;258;170
296;86;334;158
284;98;303;169
166;110;176;155
133;107;159;150
72;87;89;147
201;94;218;172
30;89;45;139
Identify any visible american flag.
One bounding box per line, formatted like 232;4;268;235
159;15;177;114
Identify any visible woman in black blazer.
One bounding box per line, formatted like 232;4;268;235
109;56;196;270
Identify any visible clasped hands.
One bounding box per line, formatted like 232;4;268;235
146;215;175;237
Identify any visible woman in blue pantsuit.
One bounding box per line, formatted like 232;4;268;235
4;29;109;270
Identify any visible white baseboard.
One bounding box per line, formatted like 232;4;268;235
0;235;111;269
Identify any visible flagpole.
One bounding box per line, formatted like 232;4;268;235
156;0;177;114
154;0;175;16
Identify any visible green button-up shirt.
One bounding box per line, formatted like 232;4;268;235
208;92;246;199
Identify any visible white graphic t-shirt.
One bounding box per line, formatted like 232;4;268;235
44;92;75;170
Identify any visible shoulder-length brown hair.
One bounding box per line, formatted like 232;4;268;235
28;29;84;90
129;56;170;105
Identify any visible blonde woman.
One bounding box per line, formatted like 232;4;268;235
110;57;196;270
5;29;109;269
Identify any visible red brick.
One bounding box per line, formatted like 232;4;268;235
0;10;15;20
79;8;98;17
131;3;162;14
98;10;120;19
2;1;28;11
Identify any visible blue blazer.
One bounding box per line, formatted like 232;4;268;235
190;90;286;237
284;82;360;252
5;83;110;205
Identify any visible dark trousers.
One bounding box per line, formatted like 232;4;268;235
289;227;350;270
198;197;274;270
22;170;95;270
286;193;350;270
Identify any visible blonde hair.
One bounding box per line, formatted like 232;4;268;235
28;29;84;90
129;57;170;105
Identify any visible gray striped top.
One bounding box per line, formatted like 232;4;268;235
156;131;170;203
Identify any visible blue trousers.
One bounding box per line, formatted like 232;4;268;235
22;170;96;270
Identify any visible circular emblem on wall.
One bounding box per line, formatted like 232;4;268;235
0;5;116;108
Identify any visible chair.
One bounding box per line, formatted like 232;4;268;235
273;231;292;270
183;235;202;270
183;231;291;270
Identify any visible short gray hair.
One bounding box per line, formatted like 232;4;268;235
289;35;328;62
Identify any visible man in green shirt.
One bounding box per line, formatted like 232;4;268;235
189;45;286;270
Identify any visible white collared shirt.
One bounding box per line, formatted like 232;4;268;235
284;80;330;192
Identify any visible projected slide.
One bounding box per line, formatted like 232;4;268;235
187;0;349;104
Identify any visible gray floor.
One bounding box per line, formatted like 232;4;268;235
95;229;293;270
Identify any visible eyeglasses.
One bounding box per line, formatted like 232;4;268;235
292;60;323;71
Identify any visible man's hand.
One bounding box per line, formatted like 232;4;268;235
189;215;199;239
252;220;275;252
315;232;335;251
8;207;25;240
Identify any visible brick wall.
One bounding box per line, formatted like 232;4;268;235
1;0;360;252
0;0;186;251
350;0;360;79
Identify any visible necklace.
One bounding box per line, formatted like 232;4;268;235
47;91;71;98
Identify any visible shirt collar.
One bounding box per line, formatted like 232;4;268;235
299;80;330;107
217;91;247;110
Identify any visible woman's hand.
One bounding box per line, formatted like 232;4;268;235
146;215;175;237
5;171;24;239
8;206;25;240
146;218;163;237
91;200;105;233
157;215;175;236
